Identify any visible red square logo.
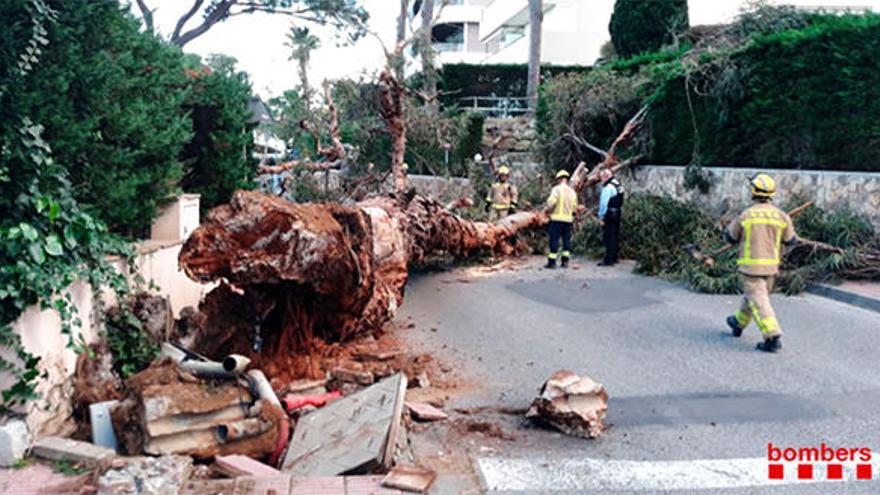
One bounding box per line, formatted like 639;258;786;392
856;464;872;480
797;464;813;480
768;464;784;479
827;464;843;480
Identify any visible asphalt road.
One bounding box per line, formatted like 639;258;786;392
397;257;880;494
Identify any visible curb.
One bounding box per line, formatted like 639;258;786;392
806;284;880;314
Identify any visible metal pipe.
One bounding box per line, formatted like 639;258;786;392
215;417;272;443
222;354;252;373
179;360;237;380
246;369;281;408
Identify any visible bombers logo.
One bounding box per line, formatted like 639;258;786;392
767;442;874;480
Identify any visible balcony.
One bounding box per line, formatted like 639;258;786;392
481;0;555;44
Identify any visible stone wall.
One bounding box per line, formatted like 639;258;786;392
626;166;880;228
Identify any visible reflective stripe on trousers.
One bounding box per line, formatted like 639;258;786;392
734;274;782;338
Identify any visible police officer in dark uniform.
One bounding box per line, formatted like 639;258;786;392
597;169;625;266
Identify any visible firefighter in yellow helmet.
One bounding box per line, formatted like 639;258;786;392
725;173;798;353
484;165;519;220
544;170;578;268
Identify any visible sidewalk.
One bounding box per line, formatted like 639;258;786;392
807;280;880;314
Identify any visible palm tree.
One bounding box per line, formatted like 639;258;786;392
527;0;543;115
285;26;321;113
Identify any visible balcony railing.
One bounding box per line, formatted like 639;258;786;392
458;96;529;118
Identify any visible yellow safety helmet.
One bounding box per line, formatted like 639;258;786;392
750;173;776;198
556;170;570;179
402;162;409;171
497;165;511;176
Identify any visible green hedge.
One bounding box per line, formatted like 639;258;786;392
538;13;880;172
438;63;590;104
650;14;880;170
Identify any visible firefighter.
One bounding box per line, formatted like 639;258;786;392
725;173;797;353
545;170;578;269
597;169;625;266
484;165;519;220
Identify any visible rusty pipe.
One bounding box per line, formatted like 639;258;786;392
215;417;272;443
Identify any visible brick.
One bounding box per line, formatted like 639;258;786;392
405;401;448;422
381;464;436;493
290;476;345;494
332;367;374;386
31;436;115;465
215;455;282;478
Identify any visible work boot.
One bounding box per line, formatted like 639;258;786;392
756;336;782;353
544;259;557;269
560;257;570;268
726;315;743;338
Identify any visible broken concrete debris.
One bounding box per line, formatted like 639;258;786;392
526;370;609;439
282;373;407;476
109;359;283;458
382;464;437;493
0;419;29;467
98;455;192;495
332;366;375;386
31;436;116;465
405;401;448;422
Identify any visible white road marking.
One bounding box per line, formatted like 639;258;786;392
477;456;880;492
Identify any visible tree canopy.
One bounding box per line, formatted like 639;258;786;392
609;0;689;58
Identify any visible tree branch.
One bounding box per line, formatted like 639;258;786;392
171;0;233;47
135;0;156;32
172;0;207;41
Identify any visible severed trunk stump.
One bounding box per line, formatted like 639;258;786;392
179;191;547;381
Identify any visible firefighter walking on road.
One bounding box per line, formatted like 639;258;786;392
597;169;625;266
484;165;519;220
725;173;797;353
545;170;578;269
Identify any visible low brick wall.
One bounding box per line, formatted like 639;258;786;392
626;166;880;228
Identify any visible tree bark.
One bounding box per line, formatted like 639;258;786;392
379;68;408;194
420;0;438;112
526;0;543;114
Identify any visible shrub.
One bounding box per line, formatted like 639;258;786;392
609;0;689;58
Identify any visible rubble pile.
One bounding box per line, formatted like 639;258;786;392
110;359;284;458
526;370;609;439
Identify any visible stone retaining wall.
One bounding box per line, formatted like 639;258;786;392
625;166;880;228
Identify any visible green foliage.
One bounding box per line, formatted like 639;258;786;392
539;8;880;172
50;459;90;476
650;14;880;171
437;63;590;104
12;0;192;236
180;57;256;211
105;303;160;378
609;0;689;58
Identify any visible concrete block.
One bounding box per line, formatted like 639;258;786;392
215;454;282;478
0;420;29;467
31;436;116;465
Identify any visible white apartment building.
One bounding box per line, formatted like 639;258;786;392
426;0;878;67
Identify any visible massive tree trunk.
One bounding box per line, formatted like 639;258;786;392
179;191;547;382
526;0;543;114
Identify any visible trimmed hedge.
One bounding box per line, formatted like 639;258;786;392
538;13;880;172
650;14;880;171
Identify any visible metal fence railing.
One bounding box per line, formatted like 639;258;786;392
458;96;529;118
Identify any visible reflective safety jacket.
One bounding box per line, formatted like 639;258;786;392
486;182;519;210
727;203;797;276
546;183;578;223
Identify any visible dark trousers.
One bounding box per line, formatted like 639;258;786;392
548;220;572;260
602;208;621;264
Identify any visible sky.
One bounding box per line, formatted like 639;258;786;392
143;0;401;98
140;0;880;99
